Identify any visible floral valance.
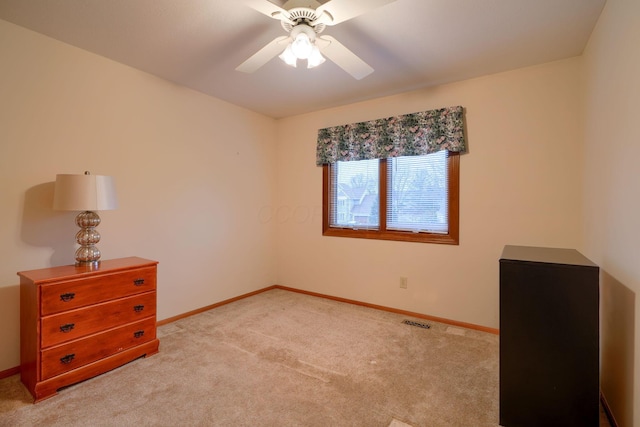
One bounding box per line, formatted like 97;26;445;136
316;106;466;165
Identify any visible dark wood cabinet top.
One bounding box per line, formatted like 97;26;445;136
500;245;597;269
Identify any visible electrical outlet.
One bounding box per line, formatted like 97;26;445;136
400;277;408;289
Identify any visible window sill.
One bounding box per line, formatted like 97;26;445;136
322;226;459;245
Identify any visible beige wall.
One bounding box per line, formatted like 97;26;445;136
276;57;585;330
582;0;640;425
0;20;278;372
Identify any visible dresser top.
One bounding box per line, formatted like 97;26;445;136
500;245;597;268
17;257;158;283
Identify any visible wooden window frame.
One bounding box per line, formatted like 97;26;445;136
322;152;459;245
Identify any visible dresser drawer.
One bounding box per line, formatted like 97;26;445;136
40;267;156;315
41;317;156;380
41;291;156;348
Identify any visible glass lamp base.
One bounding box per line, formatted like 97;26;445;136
74;211;102;266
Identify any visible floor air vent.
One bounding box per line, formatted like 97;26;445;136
403;320;431;329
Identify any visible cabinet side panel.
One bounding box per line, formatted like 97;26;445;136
20;277;39;396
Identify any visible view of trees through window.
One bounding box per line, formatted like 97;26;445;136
388;150;448;233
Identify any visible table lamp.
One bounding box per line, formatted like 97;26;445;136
53;171;118;267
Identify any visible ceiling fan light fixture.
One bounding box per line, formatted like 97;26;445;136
239;1;385;78
279;44;297;67
307;45;326;68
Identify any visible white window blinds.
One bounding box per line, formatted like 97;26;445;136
330;159;379;229
386;151;448;234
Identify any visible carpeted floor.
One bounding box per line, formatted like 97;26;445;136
0;289;611;426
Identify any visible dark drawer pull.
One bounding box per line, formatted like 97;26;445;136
133;305;145;313
60;354;75;364
59;323;75;333
133;330;145;338
133;278;145;286
60;292;75;302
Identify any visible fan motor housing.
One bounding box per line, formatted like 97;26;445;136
281;7;326;34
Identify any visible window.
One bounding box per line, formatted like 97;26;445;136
323;151;459;244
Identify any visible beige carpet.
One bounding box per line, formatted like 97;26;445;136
2;289;501;426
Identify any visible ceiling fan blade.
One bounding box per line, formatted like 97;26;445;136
314;0;396;26
317;36;373;80
245;0;292;22
236;36;290;74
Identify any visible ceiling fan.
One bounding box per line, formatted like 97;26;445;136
236;0;397;80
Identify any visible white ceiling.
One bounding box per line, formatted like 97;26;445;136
0;0;606;118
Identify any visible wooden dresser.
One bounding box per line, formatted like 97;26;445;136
18;257;160;402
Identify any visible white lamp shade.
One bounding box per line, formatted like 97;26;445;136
53;173;118;211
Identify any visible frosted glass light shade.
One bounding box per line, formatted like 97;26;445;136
291;33;313;59
279;44;297;67
307;46;326;68
54;173;118;211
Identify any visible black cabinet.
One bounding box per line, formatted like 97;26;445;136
499;245;599;427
